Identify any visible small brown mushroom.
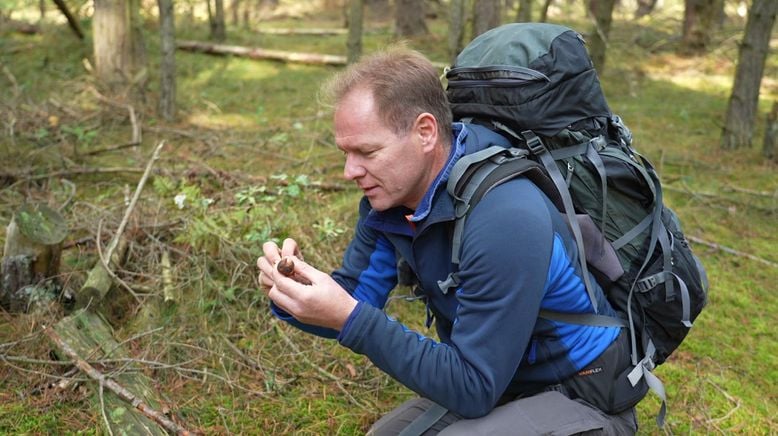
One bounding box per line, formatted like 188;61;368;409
276;257;312;285
277;257;295;277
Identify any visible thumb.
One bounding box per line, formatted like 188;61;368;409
285;256;324;284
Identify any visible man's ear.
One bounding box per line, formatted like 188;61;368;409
414;112;438;152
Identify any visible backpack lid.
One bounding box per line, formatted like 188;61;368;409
447;23;612;137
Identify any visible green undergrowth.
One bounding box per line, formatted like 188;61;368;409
1;2;776;435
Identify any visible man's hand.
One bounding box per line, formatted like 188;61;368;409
267;256;357;331
256;238;357;331
257;238;301;292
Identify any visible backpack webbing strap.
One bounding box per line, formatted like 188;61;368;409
519;130;600;314
397;402;448;436
627;341;668;427
538;309;627;327
611;213;653;250
636;271;693;327
585;141;609;254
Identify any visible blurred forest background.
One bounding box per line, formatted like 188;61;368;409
0;0;776;434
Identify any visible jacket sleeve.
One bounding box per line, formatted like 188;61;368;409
338;181;553;418
271;200;399;338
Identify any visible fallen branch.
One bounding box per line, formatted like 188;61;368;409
51;0;85;39
76;141;165;307
83;141;141;156
687;235;777;268
177;40;347;65
254;27;347;35
107;141;164;261
44;326;192;435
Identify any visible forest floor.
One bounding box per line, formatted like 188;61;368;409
1;2;777;435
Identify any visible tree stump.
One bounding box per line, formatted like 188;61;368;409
1;204;68;312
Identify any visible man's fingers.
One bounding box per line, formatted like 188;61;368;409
280;257;321;285
281;238;302;260
262;241;282;263
257;271;272;292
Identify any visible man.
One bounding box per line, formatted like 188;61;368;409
257;47;638;435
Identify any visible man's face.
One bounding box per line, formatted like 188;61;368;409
334;87;434;211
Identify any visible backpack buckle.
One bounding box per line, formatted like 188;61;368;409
521;130;546;156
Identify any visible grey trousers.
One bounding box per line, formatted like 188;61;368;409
367;391;638;436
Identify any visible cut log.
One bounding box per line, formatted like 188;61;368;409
74;237;129;309
176;39;347;65
48;310;173;435
1;204;68;312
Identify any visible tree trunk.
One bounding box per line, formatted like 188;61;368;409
634;0;658;19
157;0;176;121
473;0;501;38
209;0;227;41
680;0;725;54
347;0;364;64
93;0;146;94
395;0;428;37
539;0;553;22
763;102;778;161
586;0;617;73
1;204;67;312
720;0;777;149
366;0;390;19
231;0;240;24
448;0;467;65
517;0;533;22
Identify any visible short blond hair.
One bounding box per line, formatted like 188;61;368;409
321;47;453;146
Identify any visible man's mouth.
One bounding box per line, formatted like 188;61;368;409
361;185;378;195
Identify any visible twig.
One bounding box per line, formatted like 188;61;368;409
99;383;115;436
1;63;21;98
687;235;777;268
83;142;141;156
722;184;777;198
105;141;165;261
705;379;741;424
5;167;148;183
161;250;177;303
272;322;373;411
58;178;76;211
44;327;192;435
220;335;264;373
96;221;142;304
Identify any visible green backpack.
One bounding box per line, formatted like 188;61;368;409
445;23;709;426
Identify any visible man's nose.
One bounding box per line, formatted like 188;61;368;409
343;155;366;180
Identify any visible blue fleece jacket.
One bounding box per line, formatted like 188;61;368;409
272;123;620;418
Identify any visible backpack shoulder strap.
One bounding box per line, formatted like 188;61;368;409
447;145;561;266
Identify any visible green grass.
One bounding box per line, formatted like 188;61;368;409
1;2;776;435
